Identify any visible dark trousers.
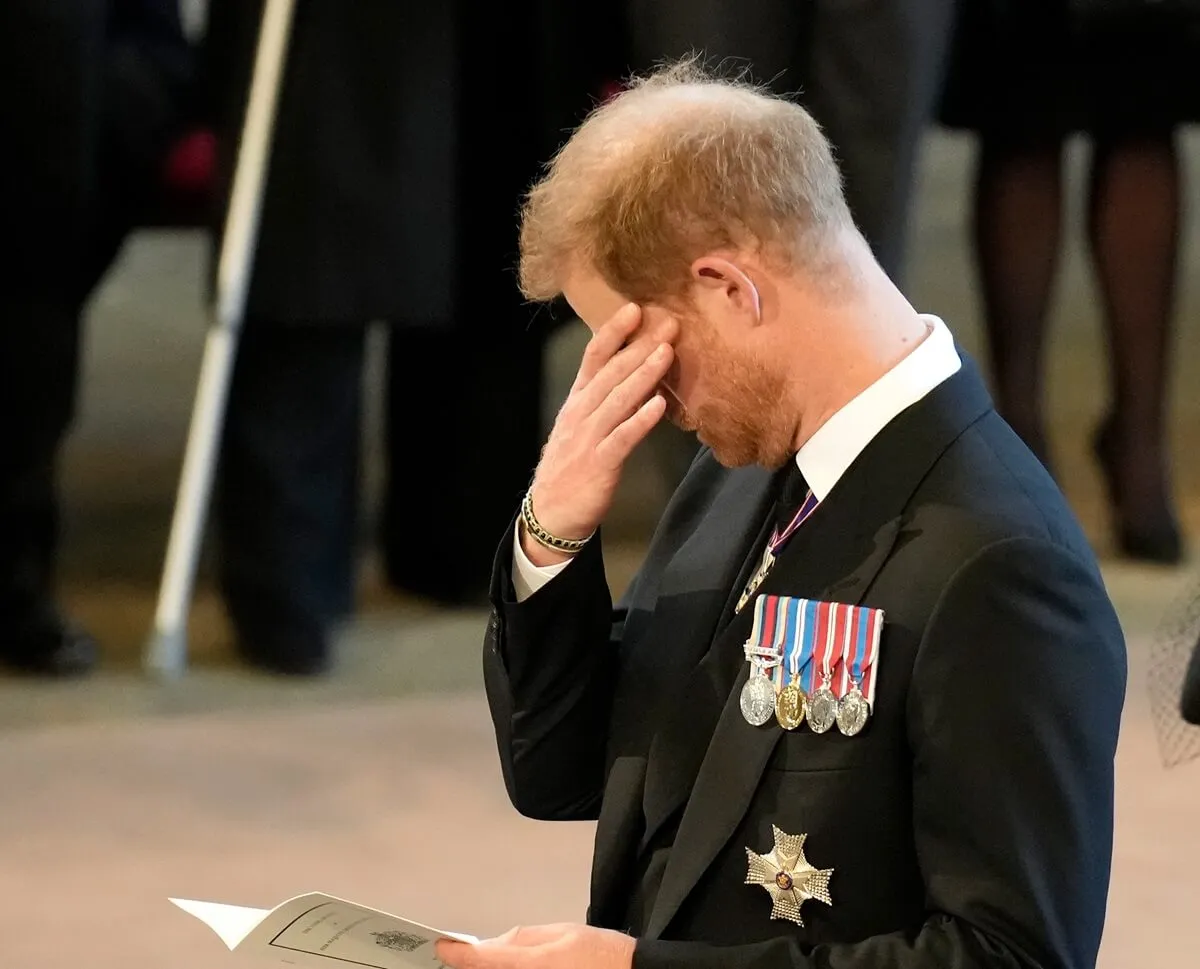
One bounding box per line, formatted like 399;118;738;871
0;176;186;633
0;295;83;623
0;0;191;630
215;324;366;645
625;0;956;283
0;0;102;625
215;322;544;644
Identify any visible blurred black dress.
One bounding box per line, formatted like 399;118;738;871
938;0;1197;567
941;0;1200;137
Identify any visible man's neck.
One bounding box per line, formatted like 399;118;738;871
784;269;930;454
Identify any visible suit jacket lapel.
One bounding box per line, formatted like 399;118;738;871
588;755;648;928
590;461;778;927
636;474;782;847
607;463;779;760
641;352;995;940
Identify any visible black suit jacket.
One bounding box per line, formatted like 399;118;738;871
201;0;617;327
202;0;459;324
2;0;193;299
2;0;107;285
483;357;1127;969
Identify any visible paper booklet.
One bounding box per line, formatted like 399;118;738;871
170;892;478;969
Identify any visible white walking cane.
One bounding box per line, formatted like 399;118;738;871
143;0;297;677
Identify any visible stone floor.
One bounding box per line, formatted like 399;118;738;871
2;132;1199;966
2;687;1196;969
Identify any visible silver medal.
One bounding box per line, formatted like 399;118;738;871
835;685;870;737
807;679;839;734
740;669;778;727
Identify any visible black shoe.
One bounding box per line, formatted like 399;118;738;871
1093;419;1184;565
235;619;332;677
0;606;98;678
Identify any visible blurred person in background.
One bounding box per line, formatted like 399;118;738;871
201;1;603;675
622;0;958;484
1185;635;1200;724
0;0;194;676
940;0;1200;564
625;0;957;299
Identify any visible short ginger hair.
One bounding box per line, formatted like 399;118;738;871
518;57;855;305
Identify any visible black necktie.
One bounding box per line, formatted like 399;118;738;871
773;459;811;532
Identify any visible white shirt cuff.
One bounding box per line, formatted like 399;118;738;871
511;525;573;602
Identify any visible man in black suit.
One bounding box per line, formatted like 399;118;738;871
437;61;1126;969
201;0;575;673
0;0;192;676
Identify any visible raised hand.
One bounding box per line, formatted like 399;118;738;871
521;303;677;566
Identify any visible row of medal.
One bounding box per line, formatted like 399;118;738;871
739;594;883;737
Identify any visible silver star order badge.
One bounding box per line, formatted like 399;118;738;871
745;826;834;926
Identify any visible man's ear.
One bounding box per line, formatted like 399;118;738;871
690;256;762;324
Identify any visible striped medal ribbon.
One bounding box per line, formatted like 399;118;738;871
735;490;819;615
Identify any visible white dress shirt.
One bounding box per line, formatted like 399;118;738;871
512;314;962;602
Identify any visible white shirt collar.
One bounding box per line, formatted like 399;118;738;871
796;315;962;501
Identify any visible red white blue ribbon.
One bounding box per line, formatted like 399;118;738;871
835;604;884;709
748;596;884;707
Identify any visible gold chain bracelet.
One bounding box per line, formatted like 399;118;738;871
520;491;595;554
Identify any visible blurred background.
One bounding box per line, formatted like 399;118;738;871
1;0;1198;966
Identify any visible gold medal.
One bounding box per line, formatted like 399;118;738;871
775;680;808;731
774;598;813;730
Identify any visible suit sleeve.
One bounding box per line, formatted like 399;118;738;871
633;536;1128;969
483;519;624;822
